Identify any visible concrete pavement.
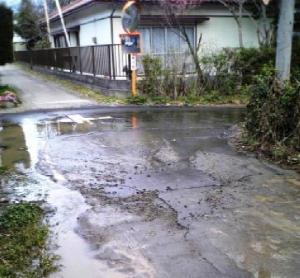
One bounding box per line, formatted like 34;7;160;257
1;107;299;278
0;64;96;113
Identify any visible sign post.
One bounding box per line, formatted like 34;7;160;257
121;1;141;97
130;54;137;96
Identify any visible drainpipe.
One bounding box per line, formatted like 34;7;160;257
110;9;116;79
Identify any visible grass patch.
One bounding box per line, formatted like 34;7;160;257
0;86;13;96
126;95;147;105
0;203;58;277
17;64;247;107
0;166;8;175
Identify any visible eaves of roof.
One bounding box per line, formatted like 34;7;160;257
47;0;229;23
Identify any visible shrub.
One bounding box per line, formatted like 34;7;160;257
126;95;147;105
201;47;274;95
246;66;300;157
139;55;163;97
231;47;274;84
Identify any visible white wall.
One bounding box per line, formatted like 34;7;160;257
80;17;111;46
69;32;78;46
50;3;116;47
49;3;261;52
112;17;124;44
197;17;259;54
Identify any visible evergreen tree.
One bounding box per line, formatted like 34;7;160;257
0;4;13;65
15;0;41;49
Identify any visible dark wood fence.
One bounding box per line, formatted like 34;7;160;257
14;44;129;80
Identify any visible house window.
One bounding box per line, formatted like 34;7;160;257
54;34;67;48
54;31;80;48
139;26;195;55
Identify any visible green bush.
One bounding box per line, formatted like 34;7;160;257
138;47;295;105
231;47;275;84
201;47;274;95
126;95;147;105
139;55;163;97
246;66;300;157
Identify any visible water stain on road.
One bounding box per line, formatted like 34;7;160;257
0;108;299;278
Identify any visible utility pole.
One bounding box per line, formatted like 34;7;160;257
42;0;51;45
54;0;70;47
275;0;295;81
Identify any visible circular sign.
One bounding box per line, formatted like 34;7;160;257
122;1;140;33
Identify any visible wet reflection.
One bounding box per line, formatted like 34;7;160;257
0;122;30;169
130;113;139;129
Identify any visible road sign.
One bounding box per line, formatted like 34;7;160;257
120;33;141;54
122;1;140;33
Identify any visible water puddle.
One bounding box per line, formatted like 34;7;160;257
0;114;127;277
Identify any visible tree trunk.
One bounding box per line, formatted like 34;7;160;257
275;0;295;81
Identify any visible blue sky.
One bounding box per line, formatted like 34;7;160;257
0;0;39;11
0;0;21;6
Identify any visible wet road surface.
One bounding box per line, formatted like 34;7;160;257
0;107;299;278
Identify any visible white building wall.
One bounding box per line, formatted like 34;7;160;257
197;17;259;54
49;3;261;52
69;32;78;46
80;17;111;46
112;17;124;44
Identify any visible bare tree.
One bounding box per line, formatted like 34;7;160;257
218;0;246;48
218;0;275;47
159;0;205;85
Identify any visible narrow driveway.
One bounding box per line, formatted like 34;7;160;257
0;64;96;113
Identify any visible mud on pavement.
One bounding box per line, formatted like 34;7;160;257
0;108;299;278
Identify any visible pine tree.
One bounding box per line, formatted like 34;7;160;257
15;0;41;49
0;4;13;65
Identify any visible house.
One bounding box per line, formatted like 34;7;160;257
14;0;269;92
47;0;263;53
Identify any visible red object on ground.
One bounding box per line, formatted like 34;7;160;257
0;91;18;104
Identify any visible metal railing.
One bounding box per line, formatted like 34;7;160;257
14;44;129;80
14;45;197;81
